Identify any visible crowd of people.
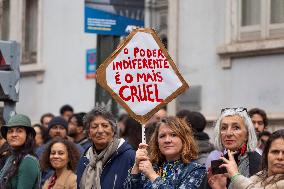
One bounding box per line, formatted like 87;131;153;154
0;104;283;189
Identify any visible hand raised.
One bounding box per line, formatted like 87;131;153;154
220;149;239;178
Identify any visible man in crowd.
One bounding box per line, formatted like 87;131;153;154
248;108;269;154
68;112;91;150
248;108;268;136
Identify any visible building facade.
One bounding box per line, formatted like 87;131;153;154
168;0;284;134
1;0;283;133
0;0;96;122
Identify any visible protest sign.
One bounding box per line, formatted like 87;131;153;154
96;28;189;124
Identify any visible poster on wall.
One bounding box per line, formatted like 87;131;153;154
86;49;97;79
85;0;145;36
96;28;189;124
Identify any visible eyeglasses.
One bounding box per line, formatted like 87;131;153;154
221;107;247;113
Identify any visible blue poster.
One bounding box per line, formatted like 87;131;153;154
86;49;97;79
85;0;144;36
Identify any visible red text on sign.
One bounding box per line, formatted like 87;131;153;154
133;47;165;59
119;84;163;103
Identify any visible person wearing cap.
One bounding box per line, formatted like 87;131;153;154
0;114;40;189
48;116;70;139
76;107;135;189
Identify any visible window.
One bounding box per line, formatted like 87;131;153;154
241;0;260;26
271;0;284;24
217;0;284;68
237;0;284;42
0;0;44;77
22;0;38;64
0;0;9;40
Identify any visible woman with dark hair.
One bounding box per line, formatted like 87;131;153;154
124;116;206;188
0;114;40;189
219;129;284;189
41;137;80;189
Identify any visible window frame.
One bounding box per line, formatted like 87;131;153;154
218;0;284;68
1;0;45;80
0;0;10;40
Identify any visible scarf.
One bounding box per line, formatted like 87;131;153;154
159;160;180;181
80;138;120;189
47;174;57;189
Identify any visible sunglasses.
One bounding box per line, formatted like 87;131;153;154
221;107;247;113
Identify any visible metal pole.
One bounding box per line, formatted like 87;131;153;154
3;101;16;123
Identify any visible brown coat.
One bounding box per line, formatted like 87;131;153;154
42;169;77;189
232;172;284;189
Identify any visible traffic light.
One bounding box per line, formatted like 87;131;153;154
0;40;20;123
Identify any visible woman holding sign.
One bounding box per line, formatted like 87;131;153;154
124;116;206;188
